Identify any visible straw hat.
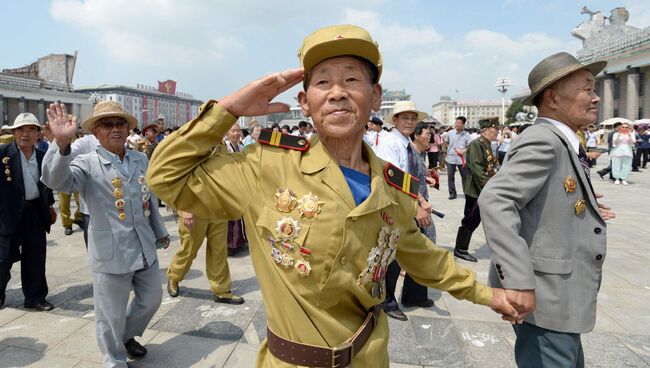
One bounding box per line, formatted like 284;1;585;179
8;113;42;130
82;100;138;133
299;24;382;83
387;101;428;123
523;52;606;106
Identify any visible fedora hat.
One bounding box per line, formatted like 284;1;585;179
8;113;42;130
299;24;382;84
387;101;428;123
82;100;138;133
523;52;606;106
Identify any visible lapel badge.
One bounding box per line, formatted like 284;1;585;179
574;198;586;215
111;177;122;188
113;188;123;198
137;175;146;185
115;199;126;209
274;187;298;213
298;192;324;218
1;157;9;164
118;212;127;221
276;217;300;241
294;260;311;277
271;248;283;264
281;254;294;269
564;176;577;193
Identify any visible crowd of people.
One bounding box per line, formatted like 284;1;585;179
0;23;638;368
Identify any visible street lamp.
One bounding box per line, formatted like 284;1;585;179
495;77;512;125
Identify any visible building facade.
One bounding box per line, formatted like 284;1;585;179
1;53;93;126
375;89;412;127
432;96;511;128
573;6;650;122
76;82;202;129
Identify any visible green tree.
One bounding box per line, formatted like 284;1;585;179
505;99;524;125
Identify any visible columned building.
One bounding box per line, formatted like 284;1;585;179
572;6;650;122
432;96;511;128
1;53;93;125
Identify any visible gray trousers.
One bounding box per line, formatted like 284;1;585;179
93;260;162;368
446;163;468;196
513;322;584;368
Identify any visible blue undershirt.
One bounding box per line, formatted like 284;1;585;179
340;166;371;206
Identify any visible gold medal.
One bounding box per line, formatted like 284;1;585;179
574;198;586;215
274;187;297;213
294;260;311;277
276;217;300;241
1;157;9;164
111;177;122;188
118;212;127;221
564;176;577;193
113;188;123;198
115;199;126;209
297;192;324;218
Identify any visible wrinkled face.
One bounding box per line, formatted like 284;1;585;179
455;119;465;131
548;69;600;130
393;112;419;137
483;127;499;142
92;118;128;153
414;127;431;146
298;57;381;140
227;124;242;144
12;126;40;151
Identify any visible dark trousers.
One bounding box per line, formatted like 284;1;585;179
498;151;507;165
455;196;481;252
446;163;468;196
383;260;428;310
0;205;48;305
427;151;439;169
637;148;649;168
513;322;584;368
632;148;640;171
597;160;614;180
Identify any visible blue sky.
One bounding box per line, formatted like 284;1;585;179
2;0;649;112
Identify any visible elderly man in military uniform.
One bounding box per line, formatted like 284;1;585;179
42;101;169;368
146;25;518;367
0;113;56;311
453;117;499;263
479;52;616;367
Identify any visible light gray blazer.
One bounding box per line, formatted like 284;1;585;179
41;142;167;274
478;119;607;334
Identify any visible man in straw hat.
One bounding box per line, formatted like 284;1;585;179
41;100;170;368
0;113;56;311
374;100;435;320
453;117;500;263
146;24;519;367
479;52;617;367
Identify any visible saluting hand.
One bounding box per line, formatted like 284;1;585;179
219;68;304;118
46;102;77;149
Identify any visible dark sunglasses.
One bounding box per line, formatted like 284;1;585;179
97;119;128;130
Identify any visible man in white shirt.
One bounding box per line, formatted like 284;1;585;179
375;101;434;321
364;116;388;150
444;117;470;199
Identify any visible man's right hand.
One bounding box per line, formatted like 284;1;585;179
46;102;77;149
504;289;536;322
181;211;195;231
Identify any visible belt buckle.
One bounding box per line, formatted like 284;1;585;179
332;341;353;368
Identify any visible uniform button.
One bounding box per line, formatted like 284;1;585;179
495;264;502;270
596;254;603;261
340;256;347;265
594;227;601;234
499;275;505;280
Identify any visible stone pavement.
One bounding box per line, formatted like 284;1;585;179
0;159;649;367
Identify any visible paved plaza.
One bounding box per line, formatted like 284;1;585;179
0;160;648;367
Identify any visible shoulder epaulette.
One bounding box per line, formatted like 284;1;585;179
258;129;309;151
383;162;419;199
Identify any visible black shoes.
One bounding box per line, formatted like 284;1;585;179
167;279;179;298
0;293;5;309
64;228;73;235
214;294;245;305
24;300;54;311
125;338;147;358
385;309;408;321
402;299;434;308
454;249;478;262
448;194;457;200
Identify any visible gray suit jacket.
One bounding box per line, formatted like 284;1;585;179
41;142;167;274
478;118;607;334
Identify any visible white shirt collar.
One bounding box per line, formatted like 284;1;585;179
540;117;579;154
390;129;411;147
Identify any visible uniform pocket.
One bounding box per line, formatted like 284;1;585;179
88;229;115;261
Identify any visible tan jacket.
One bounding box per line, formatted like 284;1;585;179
146;100;492;367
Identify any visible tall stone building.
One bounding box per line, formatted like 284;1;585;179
572;6;650;122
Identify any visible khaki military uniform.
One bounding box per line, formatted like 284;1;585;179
147;101;492;367
134;139;157;160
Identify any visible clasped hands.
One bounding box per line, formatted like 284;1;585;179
489;288;536;325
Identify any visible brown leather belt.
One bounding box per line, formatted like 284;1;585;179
267;305;382;368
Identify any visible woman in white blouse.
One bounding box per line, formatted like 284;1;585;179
611;123;635;185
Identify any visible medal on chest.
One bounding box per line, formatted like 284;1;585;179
357;225;400;298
